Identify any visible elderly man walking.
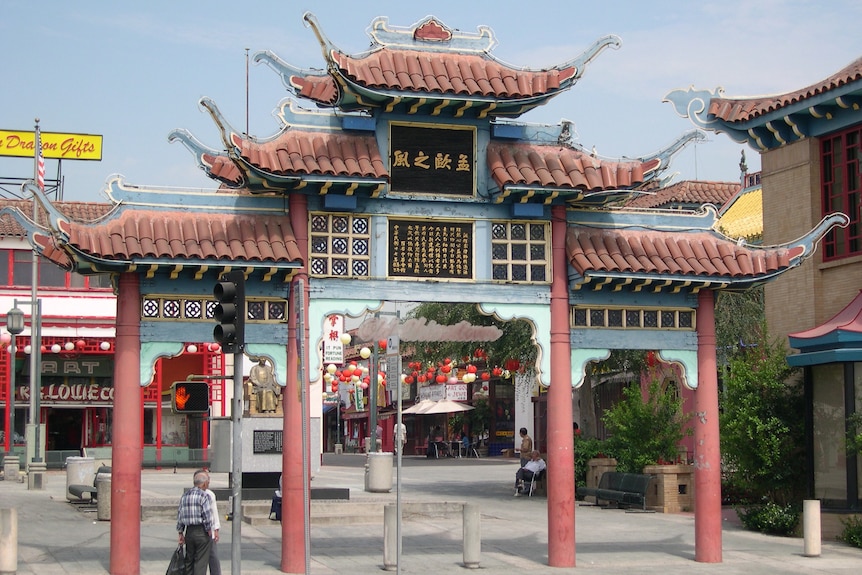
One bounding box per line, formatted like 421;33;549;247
177;469;216;575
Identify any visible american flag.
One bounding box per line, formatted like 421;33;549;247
35;126;45;191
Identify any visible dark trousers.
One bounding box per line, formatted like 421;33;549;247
515;468;536;487
183;524;212;575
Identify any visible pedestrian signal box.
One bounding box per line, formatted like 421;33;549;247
171;381;210;414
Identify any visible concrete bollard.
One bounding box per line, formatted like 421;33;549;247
803;499;821;557
463;503;481;568
96;474;112;521
3;456;19;482
383;503;398;571
0;508;17;574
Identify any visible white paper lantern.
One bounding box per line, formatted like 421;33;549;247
99;341;111;351
51;344;61;354
187;344;198;353
359;346;371;359
339;333;352;345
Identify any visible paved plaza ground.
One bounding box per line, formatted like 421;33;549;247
2;452;861;574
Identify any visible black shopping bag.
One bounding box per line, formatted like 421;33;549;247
166;544;185;575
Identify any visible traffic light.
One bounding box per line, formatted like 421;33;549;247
171;381;210;414
213;270;245;353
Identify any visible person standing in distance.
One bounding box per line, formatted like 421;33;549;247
203;473;221;575
518;427;533;467
177;469;215;575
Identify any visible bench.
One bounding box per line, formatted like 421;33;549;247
69;465;111;502
578;471;654;511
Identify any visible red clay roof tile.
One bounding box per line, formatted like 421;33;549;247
626;180;739;209
487;142;649;191
708;56;862;123
61;209;302;265
567;227;791;280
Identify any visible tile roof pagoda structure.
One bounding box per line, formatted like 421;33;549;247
1;13;848;573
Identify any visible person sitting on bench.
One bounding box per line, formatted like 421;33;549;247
514;450;546;496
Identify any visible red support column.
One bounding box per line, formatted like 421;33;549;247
548;205;575;566
695;289;722;562
282;193;309;574
110;273;142;574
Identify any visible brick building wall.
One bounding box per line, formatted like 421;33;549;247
761;137;862;345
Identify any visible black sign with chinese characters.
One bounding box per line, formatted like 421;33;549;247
389;124;475;196
253;430;283;454
389;219;473;279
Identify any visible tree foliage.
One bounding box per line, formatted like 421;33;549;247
720;334;805;505
404;302;536;370
714;287;765;366
602;379;690;473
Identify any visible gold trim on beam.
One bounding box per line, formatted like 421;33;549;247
670;280;691;294
808;105;833;120
432;99;450;116
169;265;184;280
592;277;612;290
284;269;298;282
835;96;859;110
371;183;385;198
345;182;359;196
632;279;653;292
127;264;137;273
319;181;332;195
408;98;427;115
544;191;559;205
747;128;766;151
612;278;632;292
194;265;209;280
145;264;159;279
454;101;473;118
765;121;786;146
262;267;278;282
572;276;591;291
652;280;672;293
384;96;402;113
521;189;536;202
477;103;497;119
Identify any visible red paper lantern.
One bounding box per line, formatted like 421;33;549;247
76;339;86;350
444;357;452;365
492;366;503;377
435;374;447;384
417;375;426;383
404;376;414;384
377;339;387;350
466;364;477;374
441;364;451;374
481;372;490;381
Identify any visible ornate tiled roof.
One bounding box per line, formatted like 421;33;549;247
63;209;302;265
664;56;862;150
256;14;620;118
717;187;763;241
625;180;739;209
0;199;113;236
567;226;795;283
487;142;659;203
709;57;862;123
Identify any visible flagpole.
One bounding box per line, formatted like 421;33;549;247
30;119;43;470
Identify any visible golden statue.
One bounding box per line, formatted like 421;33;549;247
249;357;279;414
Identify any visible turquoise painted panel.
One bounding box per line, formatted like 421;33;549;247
571;329;696;351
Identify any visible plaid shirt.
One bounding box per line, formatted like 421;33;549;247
176;486;214;534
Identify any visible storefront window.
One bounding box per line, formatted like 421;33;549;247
161;408;188;445
812;363;847;506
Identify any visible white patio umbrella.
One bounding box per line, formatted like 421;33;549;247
402;399;436;414
419;399;475;415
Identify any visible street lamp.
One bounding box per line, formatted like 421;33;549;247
5;306;24;454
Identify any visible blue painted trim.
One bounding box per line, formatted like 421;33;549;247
787;348;862;367
324;194;357;210
570;349;610;388
512;203;544;218
342;115;376;132
244;344;288;387
141;342;183;387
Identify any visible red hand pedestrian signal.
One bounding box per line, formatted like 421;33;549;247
171;381;210;414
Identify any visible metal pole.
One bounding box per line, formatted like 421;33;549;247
8;330;15;454
29;301;42;464
369;334;378;452
230;351;242;575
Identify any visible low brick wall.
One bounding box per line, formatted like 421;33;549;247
643;464;694;513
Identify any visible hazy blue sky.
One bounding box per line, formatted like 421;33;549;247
3;1;861;202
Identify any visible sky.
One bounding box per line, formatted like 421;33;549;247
2;1;862;203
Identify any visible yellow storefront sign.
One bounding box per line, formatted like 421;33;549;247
0;130;103;161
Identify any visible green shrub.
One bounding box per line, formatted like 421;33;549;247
574;436;606;489
602;380;689;473
838;515;862;548
736;502;800;536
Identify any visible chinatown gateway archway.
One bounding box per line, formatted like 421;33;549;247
4;13;845;574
